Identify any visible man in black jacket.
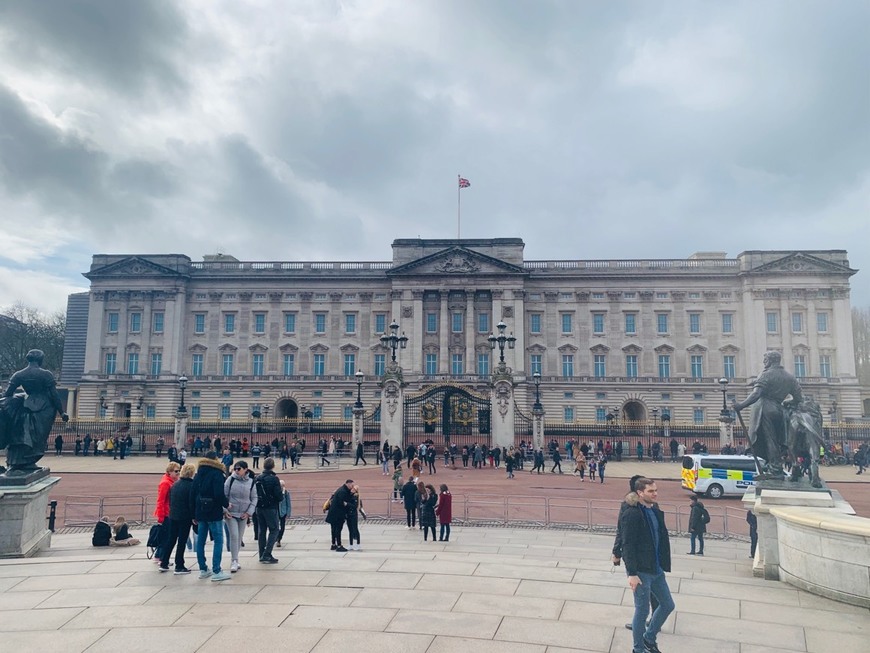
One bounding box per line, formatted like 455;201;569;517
255;457;283;563
190;451;231;581
325;480;354;552
619;477;675;653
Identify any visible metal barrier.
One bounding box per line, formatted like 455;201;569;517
59;491;750;540
63;494;148;527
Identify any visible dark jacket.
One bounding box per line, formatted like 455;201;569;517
611;495;633;559
420;493;437;527
326;484;353;525
619;492;672;576
401;480;417;509
169;476;194;522
255;469;282;510
190;457;229;522
689;500;707;534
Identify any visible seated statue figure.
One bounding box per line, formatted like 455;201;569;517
0;349;68;476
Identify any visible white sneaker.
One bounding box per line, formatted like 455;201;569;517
230;561;239;573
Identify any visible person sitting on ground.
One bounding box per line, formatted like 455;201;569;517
111;516;141;546
92;517;113;547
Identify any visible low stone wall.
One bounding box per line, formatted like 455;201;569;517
771;506;870;608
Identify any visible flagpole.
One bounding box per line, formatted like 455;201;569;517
457;174;461;239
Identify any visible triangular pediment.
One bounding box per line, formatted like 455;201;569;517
85;256;186;280
745;252;856;276
387;246;526;277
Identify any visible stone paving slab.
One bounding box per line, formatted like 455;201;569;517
62;603;193;629
198;627;327;653
494;615;614;650
1;525;869;652
0;629;108;652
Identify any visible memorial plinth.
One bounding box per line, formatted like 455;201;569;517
745;479;869;608
0;474;60;558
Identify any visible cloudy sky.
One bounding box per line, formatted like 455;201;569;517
0;0;868;315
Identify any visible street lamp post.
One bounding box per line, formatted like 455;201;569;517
718;377;731;419
488;321;517;367
651;407;659;454
177;375;188;416
380;319;408;364
355;370;364;409
532;372;542;411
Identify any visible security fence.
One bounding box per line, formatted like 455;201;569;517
60;491;751;540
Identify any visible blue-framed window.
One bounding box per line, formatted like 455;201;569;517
222;354;234;376
283;353;295;376
252;353;264;376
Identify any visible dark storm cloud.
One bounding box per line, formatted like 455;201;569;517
0;0;190;97
110;159;180;198
0;85;108;203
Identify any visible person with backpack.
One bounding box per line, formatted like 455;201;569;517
224;460;257;572
92;517;113;547
190;451;231;581
687;494;709;556
254;457;283;563
251;443;261;469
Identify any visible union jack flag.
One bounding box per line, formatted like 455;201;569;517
458;177;471;188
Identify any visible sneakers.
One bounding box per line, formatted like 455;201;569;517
330;544;337;550
173;567;191;575
642;637;662;653
198;570;212;579
211;571;232;582
230;561;239;573
687;551;696;555
276;541;282;548
334;546;348;552
158;565;169;572
262;556;279;564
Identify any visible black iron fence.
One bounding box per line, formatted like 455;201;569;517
43;418;870;460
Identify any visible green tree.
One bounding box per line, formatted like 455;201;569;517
853;306;870;386
0;303;66;379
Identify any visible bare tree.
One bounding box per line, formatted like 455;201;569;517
0;303;66;379
853;306;870;387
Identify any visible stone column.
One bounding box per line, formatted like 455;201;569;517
491;376;516;449
718;415;734;449
465;290;475;372
439;290;449;373
175;412;188;449
352;405;365;446
380;372;405;449
532;405;545;451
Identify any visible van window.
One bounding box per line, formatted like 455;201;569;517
682;456;695;470
699;457;757;472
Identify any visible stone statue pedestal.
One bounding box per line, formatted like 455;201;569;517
0;475;60;558
744;480;847;580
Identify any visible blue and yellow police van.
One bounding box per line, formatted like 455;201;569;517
681;454;762;499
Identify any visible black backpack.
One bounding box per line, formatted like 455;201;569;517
92;520;112;547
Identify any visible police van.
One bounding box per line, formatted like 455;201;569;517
681;454;762;499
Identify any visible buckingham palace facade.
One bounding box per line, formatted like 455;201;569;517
61;238;861;428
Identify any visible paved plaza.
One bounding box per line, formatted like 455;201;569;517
0;521;868;653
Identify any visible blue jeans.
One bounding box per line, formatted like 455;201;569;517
690;531;704;554
195;520;224;573
632;570;675;653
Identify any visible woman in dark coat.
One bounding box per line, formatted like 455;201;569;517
420;484;438;542
435;484;452;542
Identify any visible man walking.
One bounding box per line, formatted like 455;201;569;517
354;441;367;466
190;451;231;581
687;495;707;556
255;457;283;563
620;477;675;653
